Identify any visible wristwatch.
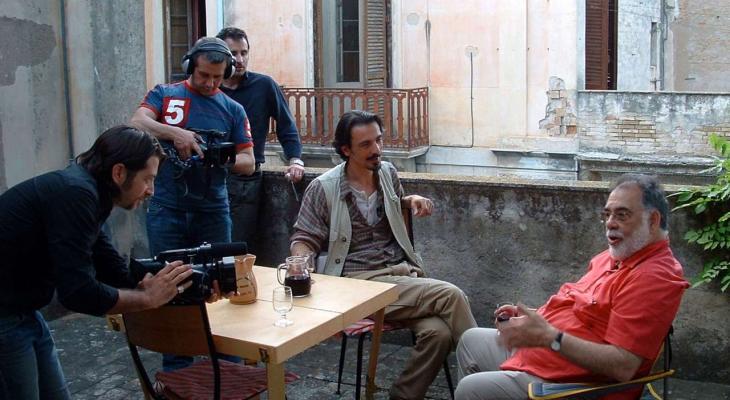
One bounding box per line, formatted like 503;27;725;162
550;331;564;352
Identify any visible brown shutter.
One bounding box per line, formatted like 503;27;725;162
364;0;387;88
585;0;609;90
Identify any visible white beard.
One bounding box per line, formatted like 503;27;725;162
607;213;652;260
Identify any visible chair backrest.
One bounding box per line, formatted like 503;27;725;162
402;206;414;245
122;302;222;399
123;303;214;356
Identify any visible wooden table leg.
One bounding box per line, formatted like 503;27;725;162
366;308;386;399
266;362;286;400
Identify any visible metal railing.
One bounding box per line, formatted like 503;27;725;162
270;87;429;152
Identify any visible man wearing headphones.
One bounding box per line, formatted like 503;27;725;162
216;27;304;252
130;37;255;371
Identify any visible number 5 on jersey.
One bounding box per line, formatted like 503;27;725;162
162;98;190;126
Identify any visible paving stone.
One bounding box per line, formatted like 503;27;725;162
49;313;730;399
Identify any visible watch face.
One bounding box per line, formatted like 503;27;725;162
550;332;563;351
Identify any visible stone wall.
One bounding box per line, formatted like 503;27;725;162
253;167;729;384
577;91;730;156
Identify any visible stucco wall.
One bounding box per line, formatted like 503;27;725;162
222;0;311;87
668;0;730;92
252;168;729;384
578;90;730;156
0;1;147;191
0;0;149;261
421;0;578;147
0;1;67;191
617;0;661;91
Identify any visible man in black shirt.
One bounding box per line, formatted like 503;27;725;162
216;27;304;250
0;126;193;399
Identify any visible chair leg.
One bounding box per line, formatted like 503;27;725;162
411;329;455;399
443;360;455;399
337;335;348;394
355;333;366;400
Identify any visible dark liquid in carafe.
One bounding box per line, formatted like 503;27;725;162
284;276;311;297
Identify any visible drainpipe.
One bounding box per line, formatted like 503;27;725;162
659;0;667;90
59;0;75;162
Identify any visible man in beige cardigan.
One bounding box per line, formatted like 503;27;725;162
290;110;477;399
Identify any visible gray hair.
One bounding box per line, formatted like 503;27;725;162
610;174;669;231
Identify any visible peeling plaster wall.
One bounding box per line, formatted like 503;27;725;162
0;1;148;260
0;3;67;190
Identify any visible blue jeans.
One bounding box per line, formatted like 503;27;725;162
0;311;71;400
146;201;240;371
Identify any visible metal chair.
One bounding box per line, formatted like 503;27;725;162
122;302;298;400
334;207;455;399
336;318;455;399
528;327;675;400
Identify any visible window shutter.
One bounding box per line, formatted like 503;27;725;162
585;0;610;90
364;0;387;88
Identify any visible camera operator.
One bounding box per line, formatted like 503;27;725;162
0;126;194;400
129;37;255;371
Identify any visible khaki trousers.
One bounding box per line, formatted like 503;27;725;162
455;328;546;400
351;266;476;400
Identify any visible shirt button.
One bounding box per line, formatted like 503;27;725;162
341;237;347;242
335;258;341;264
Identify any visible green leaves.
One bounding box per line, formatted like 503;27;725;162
674;133;730;293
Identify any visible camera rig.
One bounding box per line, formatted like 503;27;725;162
166;128;237;171
130;242;247;304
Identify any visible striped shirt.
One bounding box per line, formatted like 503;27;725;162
291;163;407;275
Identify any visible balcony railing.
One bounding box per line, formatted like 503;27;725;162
271;87;429;152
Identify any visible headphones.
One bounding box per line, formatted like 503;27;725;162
181;37;236;79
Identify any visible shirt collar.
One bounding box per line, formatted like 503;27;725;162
184;80;220;96
610;239;670;270
338;164;353;200
338;163;381;201
73;164;114;220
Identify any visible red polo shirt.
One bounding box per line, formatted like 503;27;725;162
501;240;688;398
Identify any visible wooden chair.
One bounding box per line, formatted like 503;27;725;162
122;302;298;400
528;327;675;400
334;206;455;399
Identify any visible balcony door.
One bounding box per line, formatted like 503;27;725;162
317;0;389;89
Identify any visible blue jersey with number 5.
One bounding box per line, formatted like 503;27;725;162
140;81;252;211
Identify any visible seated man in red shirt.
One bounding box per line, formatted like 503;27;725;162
455;174;689;400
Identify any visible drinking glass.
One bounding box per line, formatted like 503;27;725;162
495;302;516;322
273;286;294;327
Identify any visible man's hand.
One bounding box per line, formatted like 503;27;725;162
172;127;204;160
404;195;434;217
136;261;194;308
496;303;558;351
129;107;203;160
206;280;236;303
286;163;305;183
494;303;520;322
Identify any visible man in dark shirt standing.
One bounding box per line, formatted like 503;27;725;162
216;27;304;250
0;126;193;399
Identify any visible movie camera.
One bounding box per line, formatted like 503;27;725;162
130;242;247;303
